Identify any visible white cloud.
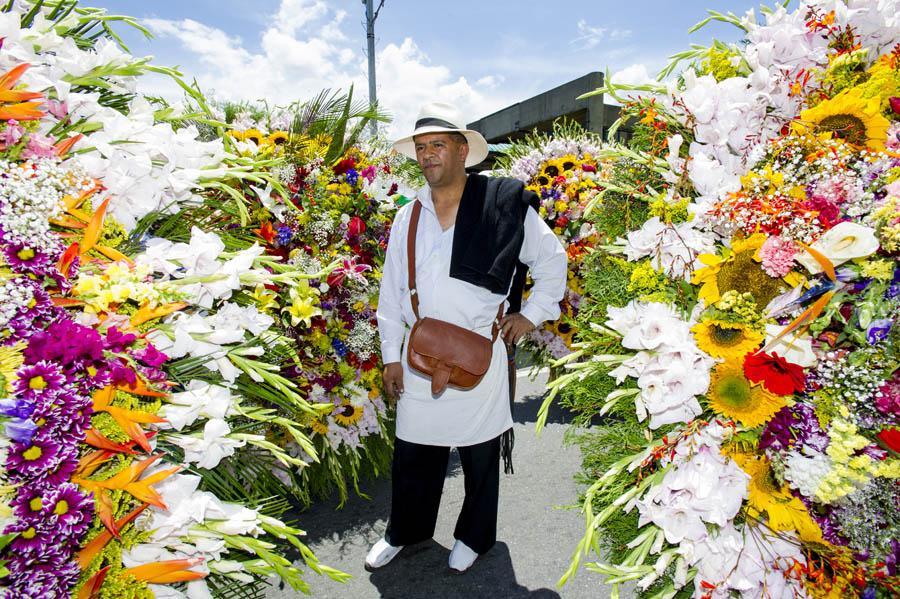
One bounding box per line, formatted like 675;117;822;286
610;63;655;86
606;63;657;105
142;0;512;138
571;19;632;49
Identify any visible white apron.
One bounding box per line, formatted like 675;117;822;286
395;225;513;447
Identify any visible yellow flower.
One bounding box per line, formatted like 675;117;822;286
708;360;785;427
728;450;824;543
791;87;891;151
860;259;894;281
0;342;24;392
691;319;763;360
692;234;796;307
285;296;321;328
310;419;329;435
226;130;244;141
242;129;264;146
250;284;279;314
268;131;289;146
333;403;364;426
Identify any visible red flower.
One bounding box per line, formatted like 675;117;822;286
348;216;366;237
332;157;356;176
743;351;806;395
581;163;597;173
254;221;276;243
889;96;900;116
556;215;569;228
878;428;900;453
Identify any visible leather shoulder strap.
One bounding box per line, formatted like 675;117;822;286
407;201;422;320
408;199;504;337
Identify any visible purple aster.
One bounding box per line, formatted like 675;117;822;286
345;168;359;186
12;361;65;401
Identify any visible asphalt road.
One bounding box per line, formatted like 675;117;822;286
266;369;620;599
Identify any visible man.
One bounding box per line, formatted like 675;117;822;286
368;102;566;572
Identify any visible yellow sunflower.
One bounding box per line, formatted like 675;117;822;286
728;450;824;543
692;234;800;307
226;129;244;141
791;87;891;151
558;154;579;173
242;128;264;146
268;131;289;146
333;402;364;426
708;360;785;427
692;319;763;360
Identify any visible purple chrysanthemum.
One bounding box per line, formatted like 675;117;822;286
5;435;63;478
13;483;93;538
2;243;52;275
5;558;79;599
12;360;65;400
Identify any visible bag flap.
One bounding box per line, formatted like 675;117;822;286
410;318;492;376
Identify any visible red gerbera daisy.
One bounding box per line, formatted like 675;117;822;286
743;351;806;396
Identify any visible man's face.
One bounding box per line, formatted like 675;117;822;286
414;132;468;186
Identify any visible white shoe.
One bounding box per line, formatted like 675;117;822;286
448;539;479;572
365;538;403;569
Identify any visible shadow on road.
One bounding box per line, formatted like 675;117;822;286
368;541;562;599
512;390;574;426
293;453;463;548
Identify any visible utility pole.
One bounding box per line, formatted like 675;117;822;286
364;0;384;136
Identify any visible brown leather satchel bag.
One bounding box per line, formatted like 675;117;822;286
405;201;504;395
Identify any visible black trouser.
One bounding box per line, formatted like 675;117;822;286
384;435;501;555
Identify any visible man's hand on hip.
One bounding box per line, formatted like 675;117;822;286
499;313;536;345
382;362;404;403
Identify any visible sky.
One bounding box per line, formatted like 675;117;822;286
87;0;763;136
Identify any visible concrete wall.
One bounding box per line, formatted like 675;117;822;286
467;72;606;143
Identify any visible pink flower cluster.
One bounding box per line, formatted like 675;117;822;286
758;235;798;277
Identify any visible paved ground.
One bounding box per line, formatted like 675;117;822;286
267;370;621;599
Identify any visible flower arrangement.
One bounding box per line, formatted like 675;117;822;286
0;3;374;597
546;3;900;598
496;122;609;359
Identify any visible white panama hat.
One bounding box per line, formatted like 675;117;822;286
392;102;489;168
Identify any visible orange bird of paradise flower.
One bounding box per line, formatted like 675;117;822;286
0;63;44;121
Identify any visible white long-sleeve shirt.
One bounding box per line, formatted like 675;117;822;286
376;182;567;446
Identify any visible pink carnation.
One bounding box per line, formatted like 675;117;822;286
758;236;797;278
887;122;900;151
